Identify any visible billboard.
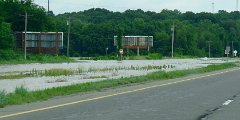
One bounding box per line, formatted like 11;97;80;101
16;32;63;54
114;36;153;49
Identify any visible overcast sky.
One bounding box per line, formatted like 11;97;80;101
33;0;238;15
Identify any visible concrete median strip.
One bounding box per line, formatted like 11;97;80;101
0;68;239;119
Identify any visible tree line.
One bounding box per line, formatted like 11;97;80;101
1;0;240;59
59;9;240;57
0;0;56;59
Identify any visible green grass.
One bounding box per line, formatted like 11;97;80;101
0;69;74;80
0;62;237;107
146;53;163;60
0;90;6;108
15;86;28;96
125;53;163;60
0;65;173;80
0;54;72;65
125;56;148;60
87;75;108;79
173;54;199;59
0;74;32;79
79;53;163;60
43;69;74;76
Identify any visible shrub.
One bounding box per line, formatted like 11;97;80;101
0;90;6;108
27;54;71;63
0;50;21;60
93;56;117;60
15;85;28;96
174;54;198;58
44;69;74;76
146;53;163;60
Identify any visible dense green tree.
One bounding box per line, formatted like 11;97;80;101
116;27;123;50
2;0;240;58
55;8;240;57
0;18;14;49
0;0;56;31
0;0;58;60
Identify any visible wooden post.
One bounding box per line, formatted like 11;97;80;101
137;46;140;56
56;32;59;55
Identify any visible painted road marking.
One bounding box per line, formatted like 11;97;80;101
0;68;239;119
222;100;234;106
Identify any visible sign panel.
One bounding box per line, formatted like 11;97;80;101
226;46;231;52
225;46;231;55
114;36;154;48
225;50;229;55
119;49;124;55
234;50;238;57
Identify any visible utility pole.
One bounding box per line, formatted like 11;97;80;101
171;23;175;58
24;12;27;60
20;12;32;60
92;0;95;9
67;16;71;57
48;0;50;14
212;2;215;13
237;0;239;11
232;41;234;57
207;41;212;58
106;48;108;56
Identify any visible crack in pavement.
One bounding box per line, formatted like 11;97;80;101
198;92;240;120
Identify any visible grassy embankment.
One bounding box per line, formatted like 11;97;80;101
0;62;237;108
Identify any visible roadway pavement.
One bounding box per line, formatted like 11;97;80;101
0;68;240;120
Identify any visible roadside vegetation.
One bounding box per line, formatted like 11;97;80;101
0;90;6;108
79;53;163;60
0;54;71;65
0;74;31;80
0;62;237;108
0;64;175;80
0;69;75;80
125;53;163;60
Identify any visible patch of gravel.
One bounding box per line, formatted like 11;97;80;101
0;58;234;93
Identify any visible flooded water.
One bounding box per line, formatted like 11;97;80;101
0;58;232;93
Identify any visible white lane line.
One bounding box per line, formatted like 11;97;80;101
222;100;234;106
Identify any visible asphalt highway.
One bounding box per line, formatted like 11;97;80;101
1;68;240;120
